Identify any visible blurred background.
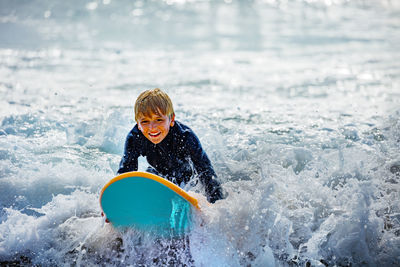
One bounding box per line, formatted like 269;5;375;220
0;0;399;266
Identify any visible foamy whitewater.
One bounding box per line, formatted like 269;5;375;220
1;0;399;266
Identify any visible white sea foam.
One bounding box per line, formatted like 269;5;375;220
1;0;400;266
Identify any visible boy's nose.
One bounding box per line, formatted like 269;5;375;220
149;122;156;129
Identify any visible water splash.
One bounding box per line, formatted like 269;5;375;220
1;0;400;266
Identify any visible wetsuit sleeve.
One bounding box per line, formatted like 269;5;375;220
117;132;140;174
186;133;224;203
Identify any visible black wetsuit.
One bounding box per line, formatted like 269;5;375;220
117;121;223;203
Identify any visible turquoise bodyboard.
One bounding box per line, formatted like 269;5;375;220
100;171;200;237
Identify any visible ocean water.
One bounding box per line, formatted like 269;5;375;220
1;0;400;266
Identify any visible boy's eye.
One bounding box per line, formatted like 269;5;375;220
141;120;149;124
157;119;164;122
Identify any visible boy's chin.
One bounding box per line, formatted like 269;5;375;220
146;136;165;144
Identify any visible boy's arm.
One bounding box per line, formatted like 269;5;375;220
186;133;224;203
117;132;140;174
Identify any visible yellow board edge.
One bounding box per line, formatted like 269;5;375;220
100;171;200;210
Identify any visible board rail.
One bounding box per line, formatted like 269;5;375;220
99;171;200;210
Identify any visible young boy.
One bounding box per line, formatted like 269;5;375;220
117;88;223;204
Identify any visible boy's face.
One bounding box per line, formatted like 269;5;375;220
137;111;175;144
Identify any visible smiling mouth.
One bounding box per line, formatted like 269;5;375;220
149;132;161;138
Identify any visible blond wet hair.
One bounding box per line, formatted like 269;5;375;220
134;88;175;121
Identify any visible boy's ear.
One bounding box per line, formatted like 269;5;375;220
170;114;175;127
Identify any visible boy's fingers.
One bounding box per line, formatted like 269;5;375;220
101;212;110;223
